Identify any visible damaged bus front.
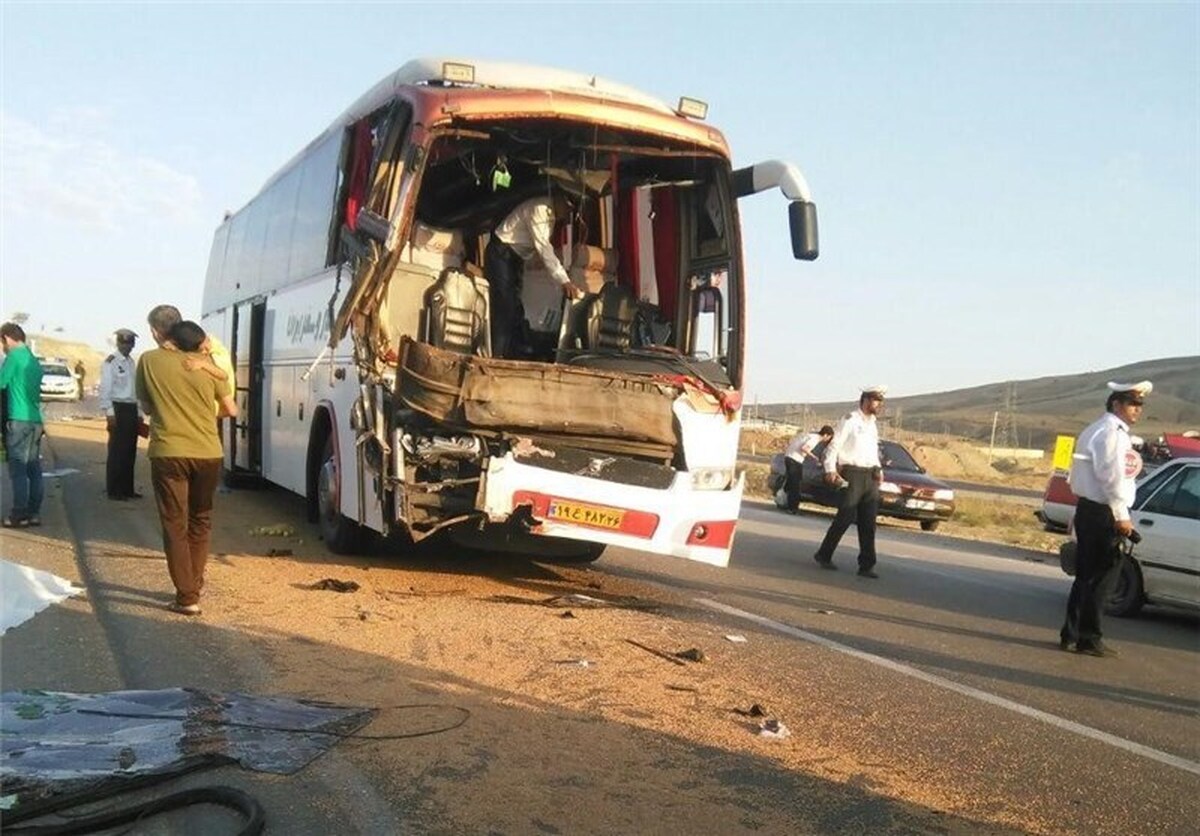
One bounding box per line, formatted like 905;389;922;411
202;58;817;568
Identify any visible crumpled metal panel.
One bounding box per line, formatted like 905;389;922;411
397;337;680;449
1;688;373;816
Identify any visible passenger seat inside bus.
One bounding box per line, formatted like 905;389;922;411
380;222;491;357
423;269;491;356
557;279;638;359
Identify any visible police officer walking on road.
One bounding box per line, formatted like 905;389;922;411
814;386;887;577
99;328;142;500
1059;380;1152;657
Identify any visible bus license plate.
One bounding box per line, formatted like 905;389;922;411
547;500;626;530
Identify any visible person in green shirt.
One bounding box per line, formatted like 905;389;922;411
0;322;45;527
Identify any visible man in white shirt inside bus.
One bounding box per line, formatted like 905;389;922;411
782;424;834;513
813;386;886;577
485;191;585;359
1059;380;1152;658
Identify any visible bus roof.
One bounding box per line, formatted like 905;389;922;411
336;57;678;125
244;57;721;220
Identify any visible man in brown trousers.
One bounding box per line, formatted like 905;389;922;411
136;307;238;615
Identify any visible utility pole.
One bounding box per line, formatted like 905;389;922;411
988;411;999;464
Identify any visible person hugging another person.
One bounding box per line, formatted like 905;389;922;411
136;317;238;616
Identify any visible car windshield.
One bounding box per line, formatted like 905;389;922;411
44;364;71;376
880;441;921;472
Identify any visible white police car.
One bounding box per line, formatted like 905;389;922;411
39;360;80;402
1059;456;1200;616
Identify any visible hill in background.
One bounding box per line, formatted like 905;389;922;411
757;356;1200;449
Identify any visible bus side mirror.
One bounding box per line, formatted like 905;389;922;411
789;201;819;261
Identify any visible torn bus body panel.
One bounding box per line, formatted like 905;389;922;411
396;338;681;450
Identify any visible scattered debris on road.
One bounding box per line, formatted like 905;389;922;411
625;639;688;667
250;524;296;537
724;634;747;643
758;719;791;740
306;578;360;593
674;648;706;663
732;703;768;717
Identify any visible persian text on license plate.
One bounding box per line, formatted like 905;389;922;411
905;499;936;511
547;500;625;529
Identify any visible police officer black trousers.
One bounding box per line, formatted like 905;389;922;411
484;236;527;359
1061;498;1124;649
106;402;139;499
814;465;880;570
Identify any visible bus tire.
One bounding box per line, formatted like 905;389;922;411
317;433;364;554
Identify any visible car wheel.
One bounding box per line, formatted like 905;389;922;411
920;520;941;532
1104;557;1144;618
317;434;365;554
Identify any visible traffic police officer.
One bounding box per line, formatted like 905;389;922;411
814;385;887;577
99;328;141;500
1060;380;1152;657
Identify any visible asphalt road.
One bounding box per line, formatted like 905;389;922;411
4;423;1197;833
597;501;1200;830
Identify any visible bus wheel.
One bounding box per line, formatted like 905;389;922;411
317;434;364;554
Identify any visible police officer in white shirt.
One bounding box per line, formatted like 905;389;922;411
782;424;834;513
99;328;142;500
1059;380;1152;657
485;191;585;359
814;386;886;576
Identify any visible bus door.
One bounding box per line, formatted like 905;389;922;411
229;298;266;474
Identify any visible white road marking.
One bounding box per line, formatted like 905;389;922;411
697;598;1200;777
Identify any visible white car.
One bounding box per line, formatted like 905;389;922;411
1059;456;1200;616
39;361;80;402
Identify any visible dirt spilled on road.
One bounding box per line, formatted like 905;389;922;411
42;419;1049;834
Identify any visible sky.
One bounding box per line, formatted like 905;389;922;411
1;2;1197;403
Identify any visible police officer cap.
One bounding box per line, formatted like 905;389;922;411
1107;380;1152;399
114;328;138;341
861;385;888;398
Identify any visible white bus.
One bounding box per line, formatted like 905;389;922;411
202;57;818;567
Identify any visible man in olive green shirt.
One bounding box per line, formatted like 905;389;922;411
0;322;44;527
137;311;238;615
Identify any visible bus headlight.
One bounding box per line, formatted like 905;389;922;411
691;467;733;491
